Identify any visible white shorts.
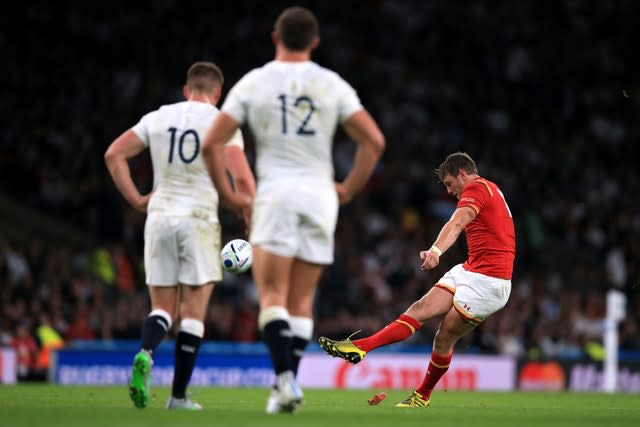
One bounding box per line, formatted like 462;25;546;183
144;214;221;286
250;180;338;265
435;264;511;323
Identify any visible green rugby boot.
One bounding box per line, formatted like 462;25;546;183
129;351;152;408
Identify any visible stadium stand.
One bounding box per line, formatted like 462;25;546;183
1;1;638;381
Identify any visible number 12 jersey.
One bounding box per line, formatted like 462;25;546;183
221;60;363;185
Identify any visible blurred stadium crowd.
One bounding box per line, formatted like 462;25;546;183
1;1;639;380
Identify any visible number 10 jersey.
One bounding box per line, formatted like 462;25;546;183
132;101;244;219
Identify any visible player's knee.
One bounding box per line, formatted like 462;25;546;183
178;297;207;321
260;292;288;309
406;298;428;322
433;328;457;352
287;300;314;317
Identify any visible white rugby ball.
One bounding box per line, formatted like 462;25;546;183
220;238;253;274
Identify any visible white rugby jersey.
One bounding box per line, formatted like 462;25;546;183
222;60;362;184
132;101;243;219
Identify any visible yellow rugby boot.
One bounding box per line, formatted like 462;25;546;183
395;390;430;408
318;331;367;364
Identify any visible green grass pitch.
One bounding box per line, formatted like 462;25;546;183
0;385;638;427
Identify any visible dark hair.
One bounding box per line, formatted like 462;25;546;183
275;6;319;51
434;152;478;181
186;61;223;93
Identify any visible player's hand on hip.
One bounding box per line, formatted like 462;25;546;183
419;250;440;271
133;192;152;213
335;182;354;205
221;193;253;216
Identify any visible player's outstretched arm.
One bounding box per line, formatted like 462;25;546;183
337;109;385;205
420;206;476;271
104;129;150;213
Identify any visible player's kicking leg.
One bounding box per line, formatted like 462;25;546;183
318;312;423;364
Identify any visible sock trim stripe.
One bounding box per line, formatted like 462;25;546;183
430;360;450;369
149;309;173;329
289;316;313;340
180;318;205;338
395;319;416;334
399;314;421;330
258;306;290;330
155;318;169;331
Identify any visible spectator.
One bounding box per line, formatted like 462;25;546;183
10;321;38;381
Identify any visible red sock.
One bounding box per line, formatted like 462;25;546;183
353;314;421;352
416;351;453;399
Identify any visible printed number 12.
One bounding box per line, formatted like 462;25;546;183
277;94;316;136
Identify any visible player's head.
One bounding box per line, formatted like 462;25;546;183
435;152;478;181
273;6;319;52
184;61;224;104
434;152;479;199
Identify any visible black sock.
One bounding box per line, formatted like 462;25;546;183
291;335;310;377
140;314;170;354
171;331;202;399
261;319;292;375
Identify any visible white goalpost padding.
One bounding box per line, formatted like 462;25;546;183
603;289;626;392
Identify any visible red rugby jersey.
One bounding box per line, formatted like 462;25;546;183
457;177;515;279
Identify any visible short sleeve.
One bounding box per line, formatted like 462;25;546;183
457;182;487;215
335;77;363;123
130;111;155;147
221;72;256;125
224;128;244;149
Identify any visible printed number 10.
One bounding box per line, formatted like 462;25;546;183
167;127;199;164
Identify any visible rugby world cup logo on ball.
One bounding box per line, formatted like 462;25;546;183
220;239;253;273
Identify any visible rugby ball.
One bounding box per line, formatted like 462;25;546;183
220;239;253;274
